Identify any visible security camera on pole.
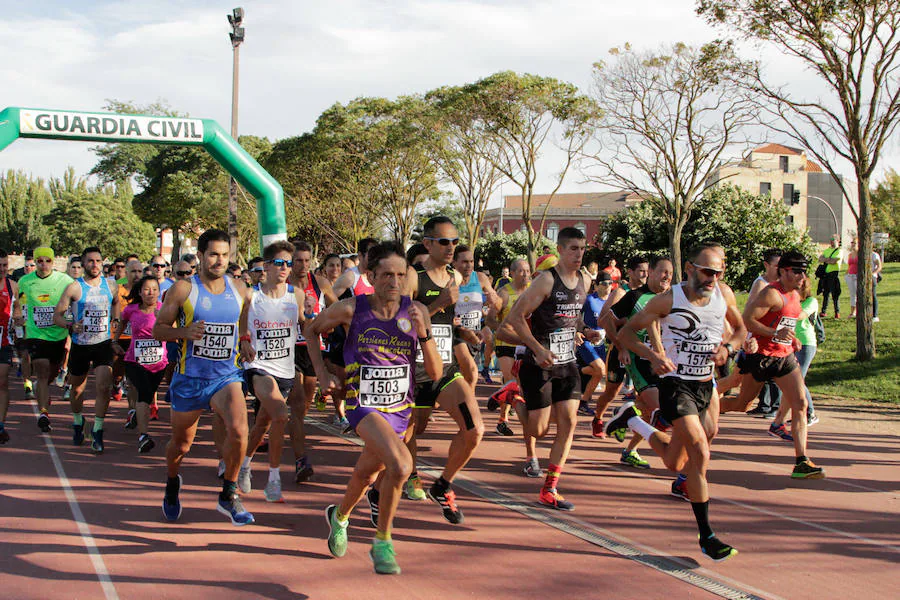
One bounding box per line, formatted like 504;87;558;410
227;7;245;260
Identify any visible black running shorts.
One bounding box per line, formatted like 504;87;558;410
68;340;114;377
606;345;626;384
743;353;799;383
517;359;581;411
495;346;516;359
294;345;316;377
27;339;67;365
413;371;463;409
659;377;713;423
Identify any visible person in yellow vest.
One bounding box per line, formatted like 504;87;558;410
817;235;842;319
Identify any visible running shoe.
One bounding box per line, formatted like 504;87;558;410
149;402;159;421
125;409;137;430
238;464;252;494
264;478;284;503
91;429;104;454
762;411;777;420
604;401;640;443
404;473;427;501
63;385;71;401
72;423;84;445
325;504;348;557
295;456;314;483
138;434;155;454
591;417;606;438
768;423;794;442
37;412;51;433
670;476;690;501
538;487;574;511
54;369;67;388
791;459;825;480
650;408;671;432
111;384;123;402
496;421;514;436
338;417;350;428
315;390;327;412
0;428;9;444
807;413;819;427
700;535;738;562
873;316;880;323
217;459;226;479
577;401;596;417
24;382;35;400
366;486;380;528
620;449;650;469
523;459;542;478
479;368;494;384
428;483;464;524
370;539;401;575
217;493;255;526
162;475;182;522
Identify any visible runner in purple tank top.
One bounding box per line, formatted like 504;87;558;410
307;242;441;575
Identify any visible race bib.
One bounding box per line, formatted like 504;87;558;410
774;316;797;345
83;308;109;334
133;338;164;366
256;327;291;361
416;324;453;364
358;364;410;408
459;310;481;331
192;322;236;360
549;327;576;364
33;306;55;328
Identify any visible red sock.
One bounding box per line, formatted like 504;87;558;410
543;463;561;491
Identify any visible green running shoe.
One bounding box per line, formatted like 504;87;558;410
620;449;650;469
325;504;348;557
370;539;401;575
403;473;427;501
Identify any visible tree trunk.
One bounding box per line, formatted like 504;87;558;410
668;218;685;283
855;178;875;361
171;228;182;263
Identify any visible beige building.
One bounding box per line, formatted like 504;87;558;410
707;143;858;246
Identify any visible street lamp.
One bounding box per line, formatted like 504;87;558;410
806;194;840;242
226;7;245;260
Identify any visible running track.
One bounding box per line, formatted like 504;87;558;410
1;377;897;599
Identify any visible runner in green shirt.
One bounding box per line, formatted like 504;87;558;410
16;247;74;432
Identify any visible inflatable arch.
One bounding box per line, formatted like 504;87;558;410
0;107;287;251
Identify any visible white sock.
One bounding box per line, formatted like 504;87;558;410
242;456;252;468
628;416;658;440
268;467;280;483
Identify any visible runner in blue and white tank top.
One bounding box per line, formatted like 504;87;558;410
54;246;121;454
237;240;306;503
577;270;613;417
153;229;255;527
306;241;442;574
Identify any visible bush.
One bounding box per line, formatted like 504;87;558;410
475;230;555;277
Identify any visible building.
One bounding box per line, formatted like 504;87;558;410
481;191;644;244
706;143;858;246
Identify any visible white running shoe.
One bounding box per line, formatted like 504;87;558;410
238;464;252;494
264;477;284;503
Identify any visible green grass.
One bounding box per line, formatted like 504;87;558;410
736;262;899;403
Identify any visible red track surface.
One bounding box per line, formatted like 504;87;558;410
1;377;897;599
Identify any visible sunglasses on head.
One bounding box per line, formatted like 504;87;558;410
151;263;167;268
267;259;293;268
425;236;460;246
691;262;723;277
176;270;193;276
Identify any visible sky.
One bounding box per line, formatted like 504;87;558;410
2;0;897;207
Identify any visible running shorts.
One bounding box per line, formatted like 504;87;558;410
658;377;713;423
517;360;581;411
743;353;799;382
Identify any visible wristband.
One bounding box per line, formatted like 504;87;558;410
418;332;433;344
723;342;734;354
239;334;251;343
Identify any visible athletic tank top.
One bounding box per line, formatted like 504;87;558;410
0;278;12;347
350;266;375;296
413;264;456;382
19;271;74;342
525;268;585;367
753;281;801;358
344;295;416;416
582;293;607;336
661;283;725;381
177;274;244;378
296;272;325;346
455;271;483;332
495;282;525;348
611;284;657;346
73;277;114;346
245;285;299;380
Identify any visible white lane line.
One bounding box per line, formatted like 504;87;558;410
30;402;119;600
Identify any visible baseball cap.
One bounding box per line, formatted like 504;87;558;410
34;247;55;260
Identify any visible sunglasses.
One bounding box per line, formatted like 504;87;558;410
267;259;293;268
788;267;808;275
151;263;167;268
176;270;193;276
691;262;723;277
36;259;53;264
114;264;125;269
425;237;460;246
250;267;264;273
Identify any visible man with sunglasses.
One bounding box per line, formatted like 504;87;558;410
720;250;825;480
16;247;75;433
247;257;266;288
150;255;174;295
402;215;484;523
237;241;306;503
606;243;745;561
288;241;338;484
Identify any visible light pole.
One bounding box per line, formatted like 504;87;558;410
227;7;245;260
806;194;840;242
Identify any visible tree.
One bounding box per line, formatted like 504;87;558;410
43;168;156;259
411;197;468;242
698;0;900;360
871;168;899;260
475;230;555;278
599;184;817;290
0;170;54;252
466;71;598;267
582;42;758;282
425;85;503;247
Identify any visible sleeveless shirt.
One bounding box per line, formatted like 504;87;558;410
72;277;115;346
660;283;725;381
753;281;801;358
245;285;299;380
525;268;585;369
177;274;244;378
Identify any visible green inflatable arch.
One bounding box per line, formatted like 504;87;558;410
0;107;287;251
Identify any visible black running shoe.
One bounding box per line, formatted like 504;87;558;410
366;486;380;528
427;483;464;525
163;475;182;522
295;457;314;483
91;429;104;454
138;434;155;454
791;459;825;480
496;421;514;436
604;401;640;443
0;429;9;444
72;423;85;446
699;535;738;562
37;412;52;433
125;410;137;430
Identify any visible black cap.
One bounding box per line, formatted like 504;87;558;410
596;271;613;282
